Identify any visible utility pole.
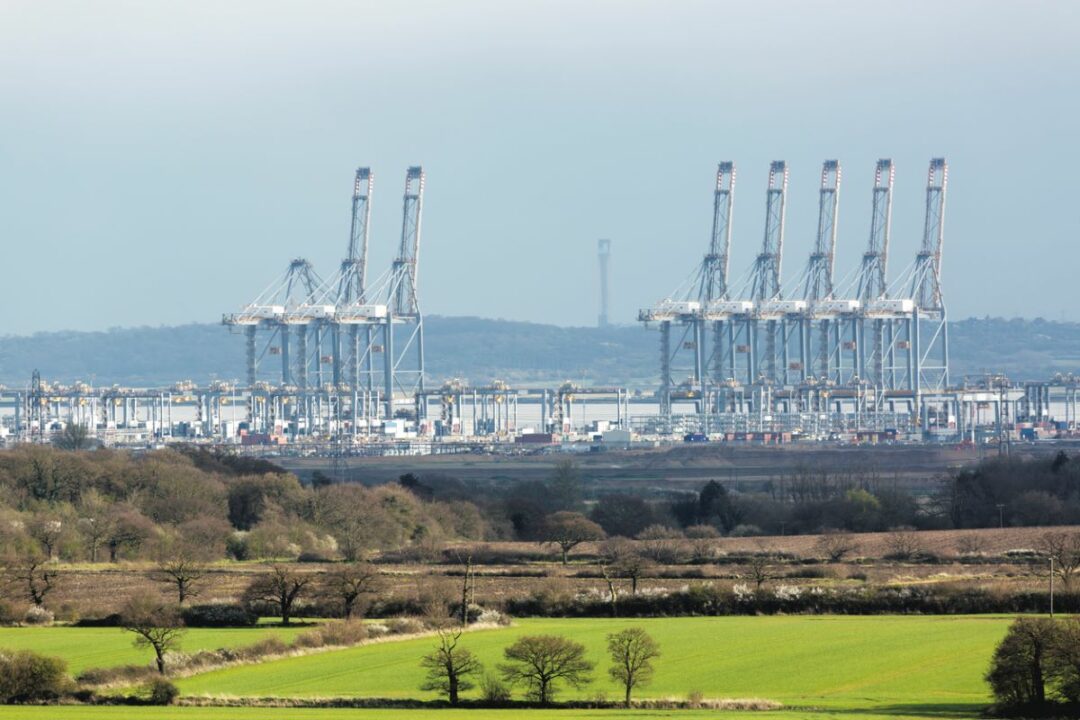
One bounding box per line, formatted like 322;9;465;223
996;503;1005;529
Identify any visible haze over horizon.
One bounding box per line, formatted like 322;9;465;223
2;1;1077;335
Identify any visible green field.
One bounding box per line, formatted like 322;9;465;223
0;624;309;674
0;710;814;720
0;616;1012;720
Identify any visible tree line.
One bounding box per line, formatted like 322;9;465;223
2;445;1078;579
421;627;659;706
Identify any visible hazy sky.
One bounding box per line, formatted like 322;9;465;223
1;1;1077;335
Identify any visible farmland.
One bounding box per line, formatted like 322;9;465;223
0;616;1010;719
0;624;308;674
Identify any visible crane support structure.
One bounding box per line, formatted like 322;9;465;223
748;161;789;385
854;159;895;387
333;168;377;392
801;160;842;381
638;156;953;437
909;157;950;395
384;166;427;421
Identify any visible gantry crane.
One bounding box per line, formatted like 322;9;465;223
383;166;427;421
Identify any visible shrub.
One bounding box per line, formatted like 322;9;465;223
476;608;510;626
479;672;512;704
0;650;70;703
293;620;368;649
382;617;427;636
729;524;763;537
231;637;288;662
76;663;153;687
784;567;831;579
955;534;986;556
0;601;21;626
225;533;250;561
22;606;53;626
74;613;123;627
181;603;258;628
884;527;924;561
52;604;79;624
145;678;180;705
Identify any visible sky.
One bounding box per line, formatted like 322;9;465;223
1;0;1077;335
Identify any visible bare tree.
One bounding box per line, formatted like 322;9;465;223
121;593;185;674
499;635;594;704
457;554;474;626
600;539;654;595
607;627;660;706
539;512;606;565
323;562;381;620
3;555;58;606
1038;531;1080;589
420;627;484;705
155;556;208;606
76;490;118;563
884;527;924;561
636;525;685;564
685;524;720;563
955;533;987;557
243;564;313;625
597;561;619;618
743;553;779;590
815;530;859;562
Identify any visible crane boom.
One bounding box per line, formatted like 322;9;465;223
698;162;736;302
339;167;373;304
912;158;948;310
801;160;842;301
749;161;788;301
856;159;894;301
390;166;425;317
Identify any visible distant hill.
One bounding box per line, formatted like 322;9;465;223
0;316;1077;388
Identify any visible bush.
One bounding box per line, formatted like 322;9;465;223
74;613;123;627
227;637;289;662
225;533;251;561
504;582;1080;618
22;606;54;626
181;603;258;628
293;620;368;649
76;663;153;687
0;650;70;703
145;678;180;705
479;672;512;704
0;601;21;626
381;617;427;635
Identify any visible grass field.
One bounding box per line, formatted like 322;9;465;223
0;623;309;674
0;616;1012;719
174;616;1007;713
0;709;832;720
